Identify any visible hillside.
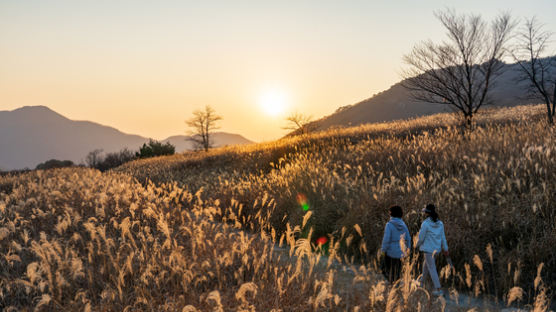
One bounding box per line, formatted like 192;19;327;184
117;104;556;304
1;104;554;311
308;60;549;131
0;106;253;170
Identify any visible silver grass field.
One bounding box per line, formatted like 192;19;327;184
1;104;554;311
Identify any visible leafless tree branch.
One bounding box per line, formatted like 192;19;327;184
283;112;314;136
402;9;515;129
511;17;556;124
185;105;222;151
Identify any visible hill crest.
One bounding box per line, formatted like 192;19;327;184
308;60;552;132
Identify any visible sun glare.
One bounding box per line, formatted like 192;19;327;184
259;88;289;117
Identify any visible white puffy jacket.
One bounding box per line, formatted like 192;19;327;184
416;218;448;254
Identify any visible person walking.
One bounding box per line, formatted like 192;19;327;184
416;203;449;296
381;205;411;283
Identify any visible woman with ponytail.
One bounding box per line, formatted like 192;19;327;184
416;204;448;296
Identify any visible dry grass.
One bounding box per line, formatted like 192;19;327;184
118;104;555;296
1;104;554;311
1;169;551;311
0;169;357;310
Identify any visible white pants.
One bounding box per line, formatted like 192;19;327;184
420;252;441;289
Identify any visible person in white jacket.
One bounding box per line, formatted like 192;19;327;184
416;204;448;296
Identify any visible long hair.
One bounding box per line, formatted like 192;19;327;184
426;204;439;222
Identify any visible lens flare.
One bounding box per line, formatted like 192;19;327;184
296;193;309;211
316;236;328;246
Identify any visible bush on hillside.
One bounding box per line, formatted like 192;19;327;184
84;140;176;172
136;139;175;158
35;159;74;170
85;148;137;172
95;148;136;172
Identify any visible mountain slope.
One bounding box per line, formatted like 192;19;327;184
0;106;253;170
309;61;546;131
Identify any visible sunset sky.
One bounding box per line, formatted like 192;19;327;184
1;1;555;141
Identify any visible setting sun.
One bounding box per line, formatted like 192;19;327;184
259;88;289;117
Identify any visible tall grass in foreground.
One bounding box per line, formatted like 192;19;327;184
116;104;556;301
0;169;334;311
0;169;552;311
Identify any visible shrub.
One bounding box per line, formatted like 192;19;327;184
35;159;74;170
85;148;137;172
95;148;136;172
136;139;175;158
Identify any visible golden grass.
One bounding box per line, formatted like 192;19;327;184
117;104;555;296
0;169;349;310
1;104;554;311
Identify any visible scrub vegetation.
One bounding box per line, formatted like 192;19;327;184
1;104;554;311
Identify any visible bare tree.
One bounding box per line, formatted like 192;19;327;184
511;17;556;125
85;149;103;168
283;112;314;135
402;9;515;129
186;105;222;152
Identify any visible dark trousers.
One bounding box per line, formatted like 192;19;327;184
384;255;402;283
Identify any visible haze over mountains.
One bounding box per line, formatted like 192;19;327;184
0;106;253;170
309;60;552;131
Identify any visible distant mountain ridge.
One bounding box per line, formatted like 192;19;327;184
0;106;253;170
308;60;553;131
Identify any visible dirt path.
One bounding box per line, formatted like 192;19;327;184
272;245;532;311
190;210;540;311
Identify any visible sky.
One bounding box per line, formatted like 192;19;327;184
1;1;556;142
